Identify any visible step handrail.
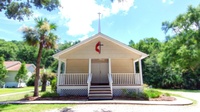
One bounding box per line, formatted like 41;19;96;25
108;73;113;96
87;73;92;96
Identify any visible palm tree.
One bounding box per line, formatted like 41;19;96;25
22;18;58;96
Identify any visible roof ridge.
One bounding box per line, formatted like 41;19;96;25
5;61;21;69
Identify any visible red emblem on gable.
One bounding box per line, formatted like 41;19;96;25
95;41;103;54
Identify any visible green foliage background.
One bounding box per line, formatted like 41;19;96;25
129;4;200;89
15;62;28;83
0;57;8;87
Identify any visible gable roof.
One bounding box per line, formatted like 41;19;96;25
4;61;20;68
4;61;36;71
53;33;148;60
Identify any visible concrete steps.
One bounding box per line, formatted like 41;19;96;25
88;85;112;100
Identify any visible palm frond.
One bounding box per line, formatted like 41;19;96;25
50;23;57;30
22;27;39;46
34;17;48;28
43;32;58;49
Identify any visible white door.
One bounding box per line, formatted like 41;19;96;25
91;59;109;84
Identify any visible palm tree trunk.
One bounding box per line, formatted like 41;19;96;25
41;74;47;92
33;42;43;96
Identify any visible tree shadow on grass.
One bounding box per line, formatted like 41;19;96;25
0;104;17;111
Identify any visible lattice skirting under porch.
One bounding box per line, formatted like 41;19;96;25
113;88;142;96
59;89;87;96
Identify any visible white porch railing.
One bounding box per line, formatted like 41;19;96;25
108;73;113;96
112;73;141;85
87;73;92;96
59;73;141;86
59;73;88;85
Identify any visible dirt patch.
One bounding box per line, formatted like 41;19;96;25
114;95;176;101
149;95;176;101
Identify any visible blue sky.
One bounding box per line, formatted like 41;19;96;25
0;0;199;44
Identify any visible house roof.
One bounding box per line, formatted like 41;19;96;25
4;61;36;71
4;61;20;68
53;33;148;60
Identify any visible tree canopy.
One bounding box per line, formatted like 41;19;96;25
15;62;28;86
135;4;200;89
0;56;7;87
0;0;60;21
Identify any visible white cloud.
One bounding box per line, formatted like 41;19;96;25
59;0;134;36
162;0;166;3
162;0;174;4
79;35;89;41
32;11;43;18
169;0;174;4
111;0;134;14
133;5;138;9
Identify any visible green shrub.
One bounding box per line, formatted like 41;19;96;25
41;91;59;98
128;91;137;98
51;78;56;92
163;92;170;96
121;89;149;100
122;89;129;97
24;94;30;98
138;92;149;100
144;89;162;98
26;75;35;86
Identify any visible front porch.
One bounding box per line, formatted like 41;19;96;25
56;58;144;99
58;73;142;86
53;33;148;99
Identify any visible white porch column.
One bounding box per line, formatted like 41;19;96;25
133;60;136;73
88;58;92;96
57;60;61;89
64;60;67;73
89;58;91;74
139;59;143;85
108;58;113;96
109;58;111;74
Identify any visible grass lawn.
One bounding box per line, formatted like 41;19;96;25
0;86;34;95
154;88;200;93
0;104;73;112
0;86;51;102
153;88;199;105
0;92;33;102
0;87;75;112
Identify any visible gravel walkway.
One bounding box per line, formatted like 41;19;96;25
45;91;200;112
169;91;200;106
46;104;199;112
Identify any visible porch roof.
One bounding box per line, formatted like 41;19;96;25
53;33;148;61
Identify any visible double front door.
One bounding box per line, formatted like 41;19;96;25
91;59;109;84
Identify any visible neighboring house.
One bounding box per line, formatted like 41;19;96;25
4;61;36;88
53;33;148;100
